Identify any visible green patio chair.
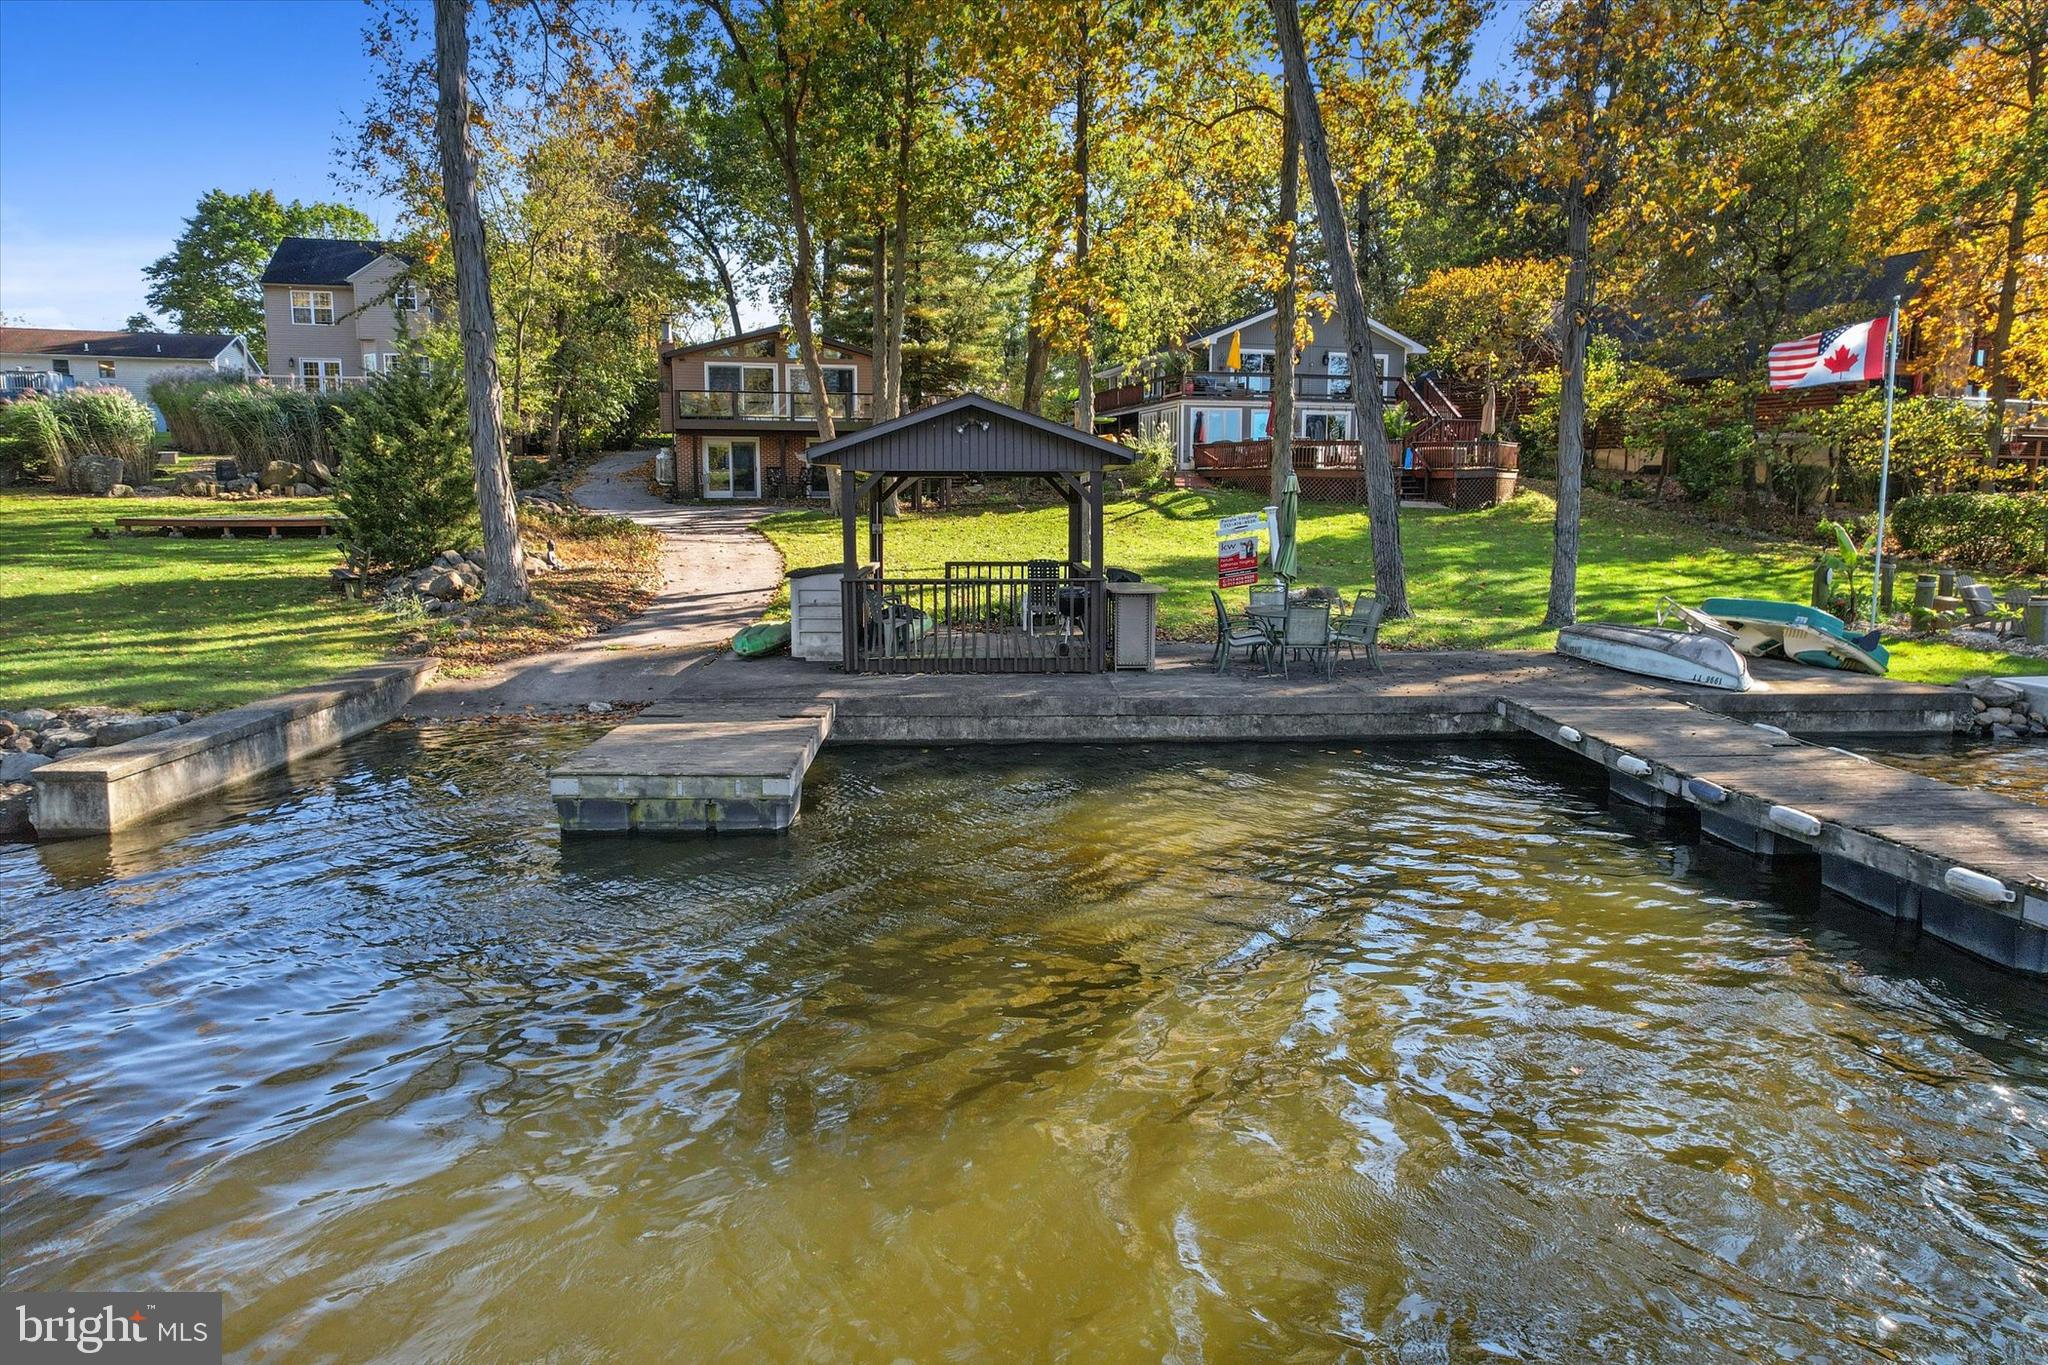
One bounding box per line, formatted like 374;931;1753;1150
1332;593;1384;673
1211;589;1269;674
1275;601;1334;680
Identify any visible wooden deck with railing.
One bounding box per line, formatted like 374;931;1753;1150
1193;436;1521;509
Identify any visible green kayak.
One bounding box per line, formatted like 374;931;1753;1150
1699;598;1889;673
731;621;790;658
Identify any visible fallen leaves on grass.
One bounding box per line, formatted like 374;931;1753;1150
400;507;662;676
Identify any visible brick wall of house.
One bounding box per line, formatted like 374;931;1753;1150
671;431;826;501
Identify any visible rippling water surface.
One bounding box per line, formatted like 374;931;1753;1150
4;725;2046;1360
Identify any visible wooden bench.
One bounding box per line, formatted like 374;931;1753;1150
115;516;337;539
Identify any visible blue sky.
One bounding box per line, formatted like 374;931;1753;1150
0;0;1524;333
0;0;400;329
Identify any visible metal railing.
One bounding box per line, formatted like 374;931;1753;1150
674;388;873;421
841;561;1106;673
1096;371;1398;409
259;373;374;392
1193;437;1519;473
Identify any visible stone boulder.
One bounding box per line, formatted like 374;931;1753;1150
291;482;319;497
6;708;55;731
68;454;125;495
306;460;335;487
0;781;31;838
94;715;181;746
107;483;135;497
0;752;51;783
173;472;217;497
259;460;302;492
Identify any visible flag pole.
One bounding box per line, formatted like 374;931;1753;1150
1871;294;1900;622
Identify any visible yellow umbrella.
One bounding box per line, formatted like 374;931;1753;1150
1225;329;1242;370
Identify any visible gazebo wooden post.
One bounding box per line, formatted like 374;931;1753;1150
867;476;884;569
1065;478;1084;568
1088;468;1105;576
840;471;860;571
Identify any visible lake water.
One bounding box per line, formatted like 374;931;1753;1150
4;725;2045;1360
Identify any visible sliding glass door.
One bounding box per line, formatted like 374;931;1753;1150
703;438;760;498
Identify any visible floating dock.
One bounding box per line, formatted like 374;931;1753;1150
549;703;830;834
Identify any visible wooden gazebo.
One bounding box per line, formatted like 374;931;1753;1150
805;394;1135;673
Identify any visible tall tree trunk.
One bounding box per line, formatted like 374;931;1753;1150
432;0;528;606
1982;48;2040;460
1271;80;1299;498
886;50;916;419
1072;35;1094;434
1546;174;1594;627
1022;257;1051;413
1268;0;1407;615
871;225;889;413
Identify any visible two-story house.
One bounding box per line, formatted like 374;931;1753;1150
658;326;875;499
1095;305;1520;509
259;237;421;390
1094;306;1434;467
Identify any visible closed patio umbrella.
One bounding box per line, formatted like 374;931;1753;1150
1271;471;1300;584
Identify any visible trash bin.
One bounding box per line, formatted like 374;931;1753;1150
788;566;844;661
1106;582;1166;670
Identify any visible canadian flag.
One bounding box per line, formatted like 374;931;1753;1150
1767;315;1889;391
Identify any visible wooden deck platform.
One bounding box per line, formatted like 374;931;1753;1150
116;515;336;538
1501;696;2048;972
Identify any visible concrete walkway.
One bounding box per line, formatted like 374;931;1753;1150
409;450;783;716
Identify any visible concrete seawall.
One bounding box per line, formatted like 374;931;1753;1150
31;660;436;838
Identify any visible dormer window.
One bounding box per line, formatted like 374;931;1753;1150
290;290;335;325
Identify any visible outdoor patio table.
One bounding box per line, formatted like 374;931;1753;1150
1244;604;1289;671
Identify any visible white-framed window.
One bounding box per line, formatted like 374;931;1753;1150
705;362;779;416
97;360;116;379
291;290;335;325
1300;408;1352;441
789;363;857;419
702;437;761;498
393;282;418;312
1250;409;1271;440
1240;349;1275;393
1192;407;1243;444
298;358;343;392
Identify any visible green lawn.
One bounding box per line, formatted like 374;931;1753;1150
760;486;2048;687
0;489;401;712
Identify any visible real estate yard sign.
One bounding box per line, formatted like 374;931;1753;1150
1216;513;1265;539
1218;536;1259;587
1216;512;1267;587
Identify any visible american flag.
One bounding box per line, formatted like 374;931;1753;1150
1767;315;1889;392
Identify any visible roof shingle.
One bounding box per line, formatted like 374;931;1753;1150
259;237;393;286
0;327;241;360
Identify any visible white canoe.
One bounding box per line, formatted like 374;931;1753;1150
1557;623;1756;691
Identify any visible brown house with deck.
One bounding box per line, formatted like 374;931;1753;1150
658;326;875;500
